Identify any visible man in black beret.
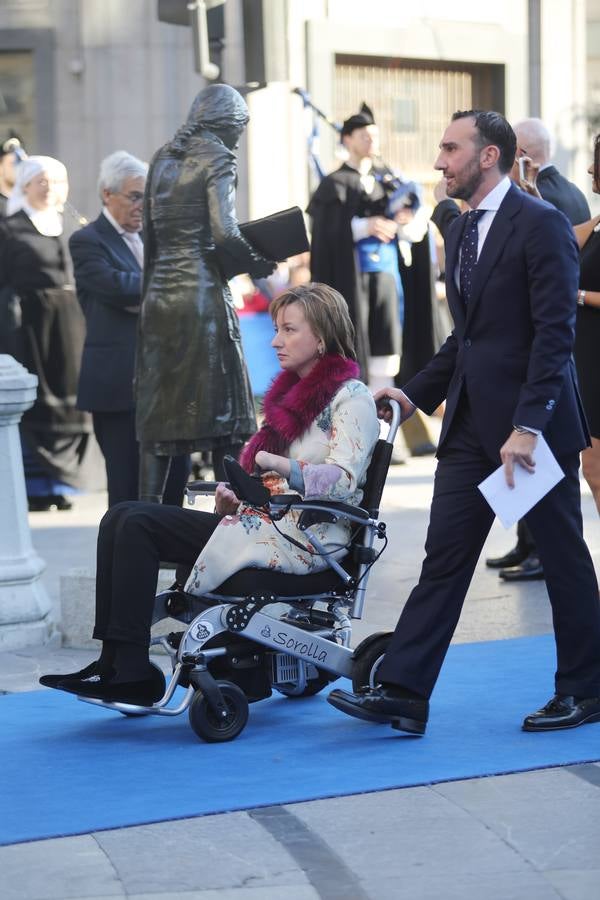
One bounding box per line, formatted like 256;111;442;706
308;104;404;388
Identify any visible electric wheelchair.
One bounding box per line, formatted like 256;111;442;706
79;401;401;742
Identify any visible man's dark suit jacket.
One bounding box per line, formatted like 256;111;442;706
535;165;590;226
69;213;141;412
406;184;590;463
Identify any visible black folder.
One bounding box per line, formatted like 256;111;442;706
216;206;309;279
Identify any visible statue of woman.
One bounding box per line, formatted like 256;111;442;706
136;84;274;500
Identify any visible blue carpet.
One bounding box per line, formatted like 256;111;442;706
1;634;599;846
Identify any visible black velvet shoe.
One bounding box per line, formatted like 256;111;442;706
486;545;529;569
327;686;428;735
39;661;99;689
522;695;600;731
54;495;73;511
499;554;544;581
28;495;73;512
57;663;166;706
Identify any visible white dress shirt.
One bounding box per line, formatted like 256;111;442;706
102;207;144;268
453;175;512;289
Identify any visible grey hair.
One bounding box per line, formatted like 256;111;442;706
513;118;554;165
97;150;148;199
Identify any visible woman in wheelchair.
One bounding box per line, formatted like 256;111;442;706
40;283;380;706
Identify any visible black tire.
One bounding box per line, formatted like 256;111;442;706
276;668;339;699
351;632;392;692
188;680;249;742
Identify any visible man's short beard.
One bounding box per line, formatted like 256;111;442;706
447;161;484;202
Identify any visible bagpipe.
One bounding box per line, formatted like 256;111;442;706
292;87;420;216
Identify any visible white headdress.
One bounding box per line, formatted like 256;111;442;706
6;155;68;236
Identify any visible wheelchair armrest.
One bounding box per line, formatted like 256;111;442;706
185;480;228;496
269;495;371;524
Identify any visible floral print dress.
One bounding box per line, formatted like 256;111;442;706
185;379;380;594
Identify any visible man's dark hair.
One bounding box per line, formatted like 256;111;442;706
452;109;517;174
594;133;600;187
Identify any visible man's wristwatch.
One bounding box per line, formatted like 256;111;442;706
513;425;533;434
577;290;586;306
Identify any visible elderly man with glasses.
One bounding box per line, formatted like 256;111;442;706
70;150;188;508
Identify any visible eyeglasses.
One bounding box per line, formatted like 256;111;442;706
116;191;144;204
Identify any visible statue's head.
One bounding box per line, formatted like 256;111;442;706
186;84;249;149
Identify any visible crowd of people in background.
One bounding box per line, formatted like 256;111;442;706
1;107;599;549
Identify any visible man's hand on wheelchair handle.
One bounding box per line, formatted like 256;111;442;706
373;387;416;423
215;482;241;516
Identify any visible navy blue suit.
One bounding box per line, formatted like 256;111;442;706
378;184;600;700
70;214;188;506
71;213;140;413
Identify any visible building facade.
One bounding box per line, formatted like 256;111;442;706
0;0;595;222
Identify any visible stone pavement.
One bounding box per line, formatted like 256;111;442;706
1;456;599;900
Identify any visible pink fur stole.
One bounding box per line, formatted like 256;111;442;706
239;354;360;472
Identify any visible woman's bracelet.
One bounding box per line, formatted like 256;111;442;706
577;290;586;306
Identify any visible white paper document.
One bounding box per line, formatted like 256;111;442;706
478;436;564;529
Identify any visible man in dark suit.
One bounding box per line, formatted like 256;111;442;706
432;117;592;584
70;151;187;507
329;110;600;735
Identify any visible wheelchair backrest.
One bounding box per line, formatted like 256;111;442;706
360;438;393;519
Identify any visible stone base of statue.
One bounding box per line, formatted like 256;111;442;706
0;355;54;650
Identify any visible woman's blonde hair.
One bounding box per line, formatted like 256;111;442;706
269;282;357;361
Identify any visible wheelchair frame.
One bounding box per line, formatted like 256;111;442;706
80;401;401;742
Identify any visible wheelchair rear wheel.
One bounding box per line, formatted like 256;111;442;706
351;632;392;692
188;681;249;742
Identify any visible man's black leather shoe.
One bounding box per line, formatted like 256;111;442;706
327;686;428;735
499;554;544;581
486;545;529;569
522;694;600;731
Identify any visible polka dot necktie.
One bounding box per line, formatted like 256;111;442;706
459;209;485;306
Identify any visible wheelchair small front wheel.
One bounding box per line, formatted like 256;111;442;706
188;681;249;742
351;632;393;692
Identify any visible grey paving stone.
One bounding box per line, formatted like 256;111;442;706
0;835;124;900
432;768;600;870
92;813;311;895
363;870;563;900
543;869;600;900
289;787;532;888
127;890;318;899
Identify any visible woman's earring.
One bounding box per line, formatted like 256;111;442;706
318;345;325;357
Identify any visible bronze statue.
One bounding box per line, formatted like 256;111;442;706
136;84;274;501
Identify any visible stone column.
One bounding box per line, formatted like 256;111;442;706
0;355;53;650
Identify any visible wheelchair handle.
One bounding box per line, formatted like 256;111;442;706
383;398;402;444
186;480;230;495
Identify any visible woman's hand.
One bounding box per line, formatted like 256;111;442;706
215;482;241;516
254;451;291;478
